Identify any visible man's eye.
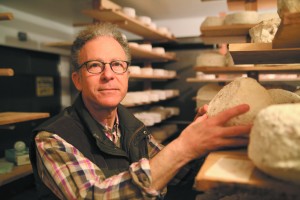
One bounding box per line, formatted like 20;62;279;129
112;62;122;67
89;62;101;68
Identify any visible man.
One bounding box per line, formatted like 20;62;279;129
30;23;251;199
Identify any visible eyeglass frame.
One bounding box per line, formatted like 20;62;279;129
78;60;130;74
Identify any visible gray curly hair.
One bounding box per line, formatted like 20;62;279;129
71;22;131;71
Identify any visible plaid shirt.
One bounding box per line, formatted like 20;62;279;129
35;130;195;200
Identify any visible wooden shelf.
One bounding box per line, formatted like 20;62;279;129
194;65;300;73
0;12;13;21
45;42;177;62
0;112;50;125
273;12;300;49
0;68;14;76
229;43;300;64
201;24;254;37
81;9;176;42
0;164;32;187
129;44;176;62
130;74;177;81
187;77;300;83
194;150;300;197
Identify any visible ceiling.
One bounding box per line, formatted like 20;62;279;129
0;0;229;27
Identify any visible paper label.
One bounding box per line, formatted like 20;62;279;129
205;157;255;182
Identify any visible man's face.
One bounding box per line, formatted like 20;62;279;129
72;36;129;109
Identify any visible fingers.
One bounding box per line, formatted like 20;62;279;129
194;104;209;121
210;104;250;126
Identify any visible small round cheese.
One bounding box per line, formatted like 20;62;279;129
207;77;273;126
196;51;226;67
201;16;224;27
248;104;300;184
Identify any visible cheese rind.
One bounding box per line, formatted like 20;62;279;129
248;104;300;184
224;11;259;25
268;88;300;104
249;18;281;43
207;77;273;126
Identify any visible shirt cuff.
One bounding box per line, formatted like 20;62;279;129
129;158;166;199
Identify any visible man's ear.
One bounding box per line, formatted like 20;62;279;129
72;71;82;91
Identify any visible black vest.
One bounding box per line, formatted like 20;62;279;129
29;95;150;199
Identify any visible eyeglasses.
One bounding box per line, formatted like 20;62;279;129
79;60;130;74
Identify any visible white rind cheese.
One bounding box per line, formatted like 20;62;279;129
196;51;226;67
201;16;224;27
207;77;273;126
278;0;300;18
249;18;281;43
248;104;300;184
224;11;259;25
268;88;300;104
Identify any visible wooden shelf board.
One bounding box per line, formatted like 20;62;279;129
0;164;32;187
194;150;300;197
0;68;14;76
200;35;249;44
229;43;300;64
82;9;176;42
0;112;50;125
0;12;14;21
194;64;300;73
44;41;72;50
187;77;300;83
130;74;177;81
200;24;254;37
273;12;300;49
44;42;177;62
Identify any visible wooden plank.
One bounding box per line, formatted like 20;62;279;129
194;150;300;197
227;0;276;11
0;164;32;186
187;77;300;83
82;9;176;42
194;65;300;73
200;24;254;37
0;12;14;21
130;74;177;81
0;68;14;76
44;42;177;62
273;12;300;49
229;43;300;64
0;112;50;125
200;35;249;44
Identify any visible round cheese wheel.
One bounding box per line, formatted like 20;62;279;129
196;51;226;67
268;88;300;104
248;104;300;184
224;11;259;25
201;16;224;27
207;77;273;126
196;84;223;108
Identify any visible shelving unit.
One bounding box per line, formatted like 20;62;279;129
0;163;32;187
0;112;50;126
0;12;13;21
0;68;14;76
82;9;176;42
200;24;253;44
124;93;179;108
130;74;177;81
229;12;300;64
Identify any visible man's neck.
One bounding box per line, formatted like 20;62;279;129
82;97;117;129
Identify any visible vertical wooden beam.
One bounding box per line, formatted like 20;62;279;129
245;0;257;11
92;0;101;23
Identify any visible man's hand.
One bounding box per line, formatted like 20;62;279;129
175;104;252;161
